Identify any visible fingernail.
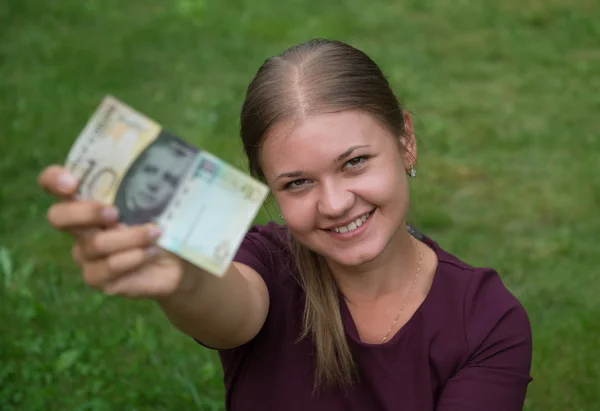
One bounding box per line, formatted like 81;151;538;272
146;246;159;256
148;226;162;240
58;172;77;190
102;207;119;221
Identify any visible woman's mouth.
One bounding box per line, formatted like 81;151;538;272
329;210;373;233
325;209;376;240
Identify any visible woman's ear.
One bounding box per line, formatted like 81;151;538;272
400;110;417;169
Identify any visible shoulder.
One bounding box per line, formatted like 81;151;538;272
422;235;532;366
423;234;526;314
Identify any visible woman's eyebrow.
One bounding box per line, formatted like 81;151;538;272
334;145;371;163
274;170;304;182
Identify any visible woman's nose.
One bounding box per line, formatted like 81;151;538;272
317;182;354;218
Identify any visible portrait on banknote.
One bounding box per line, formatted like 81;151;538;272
114;130;197;225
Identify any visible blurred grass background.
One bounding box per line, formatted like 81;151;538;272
1;0;599;409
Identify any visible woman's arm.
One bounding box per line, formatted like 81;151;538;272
157;261;269;349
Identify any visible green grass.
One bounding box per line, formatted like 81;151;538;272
1;0;599;409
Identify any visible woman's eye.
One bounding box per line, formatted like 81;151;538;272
285;178;309;190
344;156;368;169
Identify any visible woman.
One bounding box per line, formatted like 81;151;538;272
39;39;532;410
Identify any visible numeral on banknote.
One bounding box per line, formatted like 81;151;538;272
73;158;119;201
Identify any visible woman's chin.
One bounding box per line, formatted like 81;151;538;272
324;247;383;269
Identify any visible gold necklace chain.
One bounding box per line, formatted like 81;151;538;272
381;235;423;344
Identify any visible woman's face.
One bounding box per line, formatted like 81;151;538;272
261;110;416;268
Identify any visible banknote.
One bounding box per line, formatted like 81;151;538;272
65;96;269;276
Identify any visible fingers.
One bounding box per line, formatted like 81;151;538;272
38;165;79;197
82;247;160;290
47;201;119;232
73;225;165;295
79;224;162;260
40;166;169;298
101;264;178;298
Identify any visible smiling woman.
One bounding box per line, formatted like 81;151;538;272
38;38;533;411
227;38;533;410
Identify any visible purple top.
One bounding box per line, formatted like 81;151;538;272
201;222;533;410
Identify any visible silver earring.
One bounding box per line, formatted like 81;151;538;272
409;165;416;178
279;213;284;220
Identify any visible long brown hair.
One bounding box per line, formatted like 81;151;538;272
239;39;410;390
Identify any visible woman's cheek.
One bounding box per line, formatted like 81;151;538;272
353;171;404;200
277;193;315;229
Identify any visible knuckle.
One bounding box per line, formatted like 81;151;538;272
78;203;99;223
105;254;121;273
119;249;146;272
133;249;147;264
138;226;152;245
141;224;160;246
82;265;101;288
46;204;65;228
85;233;105;256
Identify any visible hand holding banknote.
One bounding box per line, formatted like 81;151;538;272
37;96;268;299
38;165;193;299
61;96;268;276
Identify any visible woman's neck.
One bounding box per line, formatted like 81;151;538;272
327;224;420;304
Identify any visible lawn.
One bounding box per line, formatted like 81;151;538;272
1;0;599;409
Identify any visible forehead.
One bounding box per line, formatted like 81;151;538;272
260;110;393;173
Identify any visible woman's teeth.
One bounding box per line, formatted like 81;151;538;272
332;212;372;233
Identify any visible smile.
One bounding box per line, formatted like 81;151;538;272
329;210;373;233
